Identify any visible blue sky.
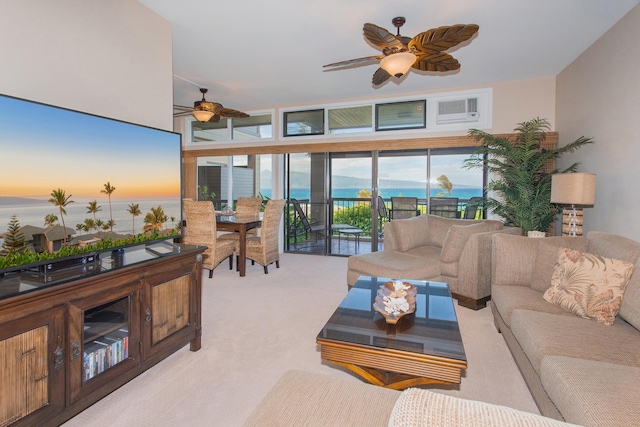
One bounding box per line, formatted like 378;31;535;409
0;94;181;199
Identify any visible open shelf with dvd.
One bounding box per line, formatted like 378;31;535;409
80;294;133;383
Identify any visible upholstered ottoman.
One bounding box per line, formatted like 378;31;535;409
347;250;440;287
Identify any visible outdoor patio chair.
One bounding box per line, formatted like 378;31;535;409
430;197;460;218
390;197;419;219
377;196;390;237
463;197;484;219
289;198;325;246
183;199;235;278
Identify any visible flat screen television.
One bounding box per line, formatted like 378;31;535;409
0;93;182;272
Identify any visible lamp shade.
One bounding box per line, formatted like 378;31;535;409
550;173;596;206
380;52;416;77
192;109;214;123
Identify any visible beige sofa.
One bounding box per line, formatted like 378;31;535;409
491;231;640;426
347;214;520;309
242;369;579;426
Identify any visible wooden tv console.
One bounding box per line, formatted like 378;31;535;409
0;242;205;427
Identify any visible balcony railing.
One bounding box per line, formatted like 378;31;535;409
285;197;483;254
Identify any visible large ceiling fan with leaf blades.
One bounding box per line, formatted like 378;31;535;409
323;17;479;85
173;88;250;123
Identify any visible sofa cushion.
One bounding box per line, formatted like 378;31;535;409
530;238;590;293
542;248;634;325
492;285;573;328
492;234;541;287
404;245;442;259
388;388;579;427
441;222;493;263
586;231;640;330
391;215;432;252
510;309;640;375
619;260;640;332
540;356;640;427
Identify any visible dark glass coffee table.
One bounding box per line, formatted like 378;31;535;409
316;276;467;390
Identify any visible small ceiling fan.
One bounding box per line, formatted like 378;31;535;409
173;88;250;123
323;17;479;86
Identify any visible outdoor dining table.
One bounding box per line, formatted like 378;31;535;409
216;214;262;277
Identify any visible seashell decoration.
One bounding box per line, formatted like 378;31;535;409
373;280;417;324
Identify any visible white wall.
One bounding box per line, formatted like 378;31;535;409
556;4;640;240
0;0;173;131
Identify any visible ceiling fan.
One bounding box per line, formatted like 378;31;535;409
323;17;479;86
173;88;250;123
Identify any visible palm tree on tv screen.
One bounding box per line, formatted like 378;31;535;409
143;206;168;233
101;182;116;232
127;203;141;234
44;213;58;227
87;200;102;225
48;188;74;243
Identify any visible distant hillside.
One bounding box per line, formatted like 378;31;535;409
0;196;48;206
261;170;427;189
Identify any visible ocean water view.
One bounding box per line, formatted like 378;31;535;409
260;187;483;201
0;198;181;237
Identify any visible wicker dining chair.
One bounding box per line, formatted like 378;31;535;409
235;199;286;274
218;197;263;243
183;199;235;278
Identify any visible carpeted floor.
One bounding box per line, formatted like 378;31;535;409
63;253;538;426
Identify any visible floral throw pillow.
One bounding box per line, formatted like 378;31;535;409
543;248;634;325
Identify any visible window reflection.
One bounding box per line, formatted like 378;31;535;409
428;295;457;321
339;288;372;311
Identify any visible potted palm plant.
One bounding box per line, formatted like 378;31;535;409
464;118;594;235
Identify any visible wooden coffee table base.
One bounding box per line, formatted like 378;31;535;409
318;340;467;390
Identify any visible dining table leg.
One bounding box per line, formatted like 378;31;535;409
238;226;247;277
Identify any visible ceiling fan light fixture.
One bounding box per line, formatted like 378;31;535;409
380;51;416;78
192;109;214;122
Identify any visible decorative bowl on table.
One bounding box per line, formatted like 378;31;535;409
372;280;417;324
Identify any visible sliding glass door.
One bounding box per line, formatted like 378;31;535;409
284;147;485;256
329;152;374;255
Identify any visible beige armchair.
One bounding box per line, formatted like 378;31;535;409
183;200;235;278
347;214;520;309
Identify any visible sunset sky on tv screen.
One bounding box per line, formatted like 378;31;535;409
0;94;180;200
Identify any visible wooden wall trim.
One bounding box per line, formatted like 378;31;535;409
182;133;557;158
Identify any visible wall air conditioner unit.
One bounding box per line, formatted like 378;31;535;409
436;97;479;124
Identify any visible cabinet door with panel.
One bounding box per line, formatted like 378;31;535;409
67;281;141;404
141;257;200;361
0;306;65;427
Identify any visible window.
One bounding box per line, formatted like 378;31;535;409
375;100;426;131
283;109;324;137
328;105;372;134
232;114;273;140
192;118;228;142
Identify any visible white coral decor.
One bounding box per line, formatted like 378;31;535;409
392;280;410;292
383;281;411;315
383;296;410;315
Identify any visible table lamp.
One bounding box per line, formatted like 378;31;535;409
550;173;596;236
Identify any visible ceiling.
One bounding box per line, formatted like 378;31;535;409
139;0;638;113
